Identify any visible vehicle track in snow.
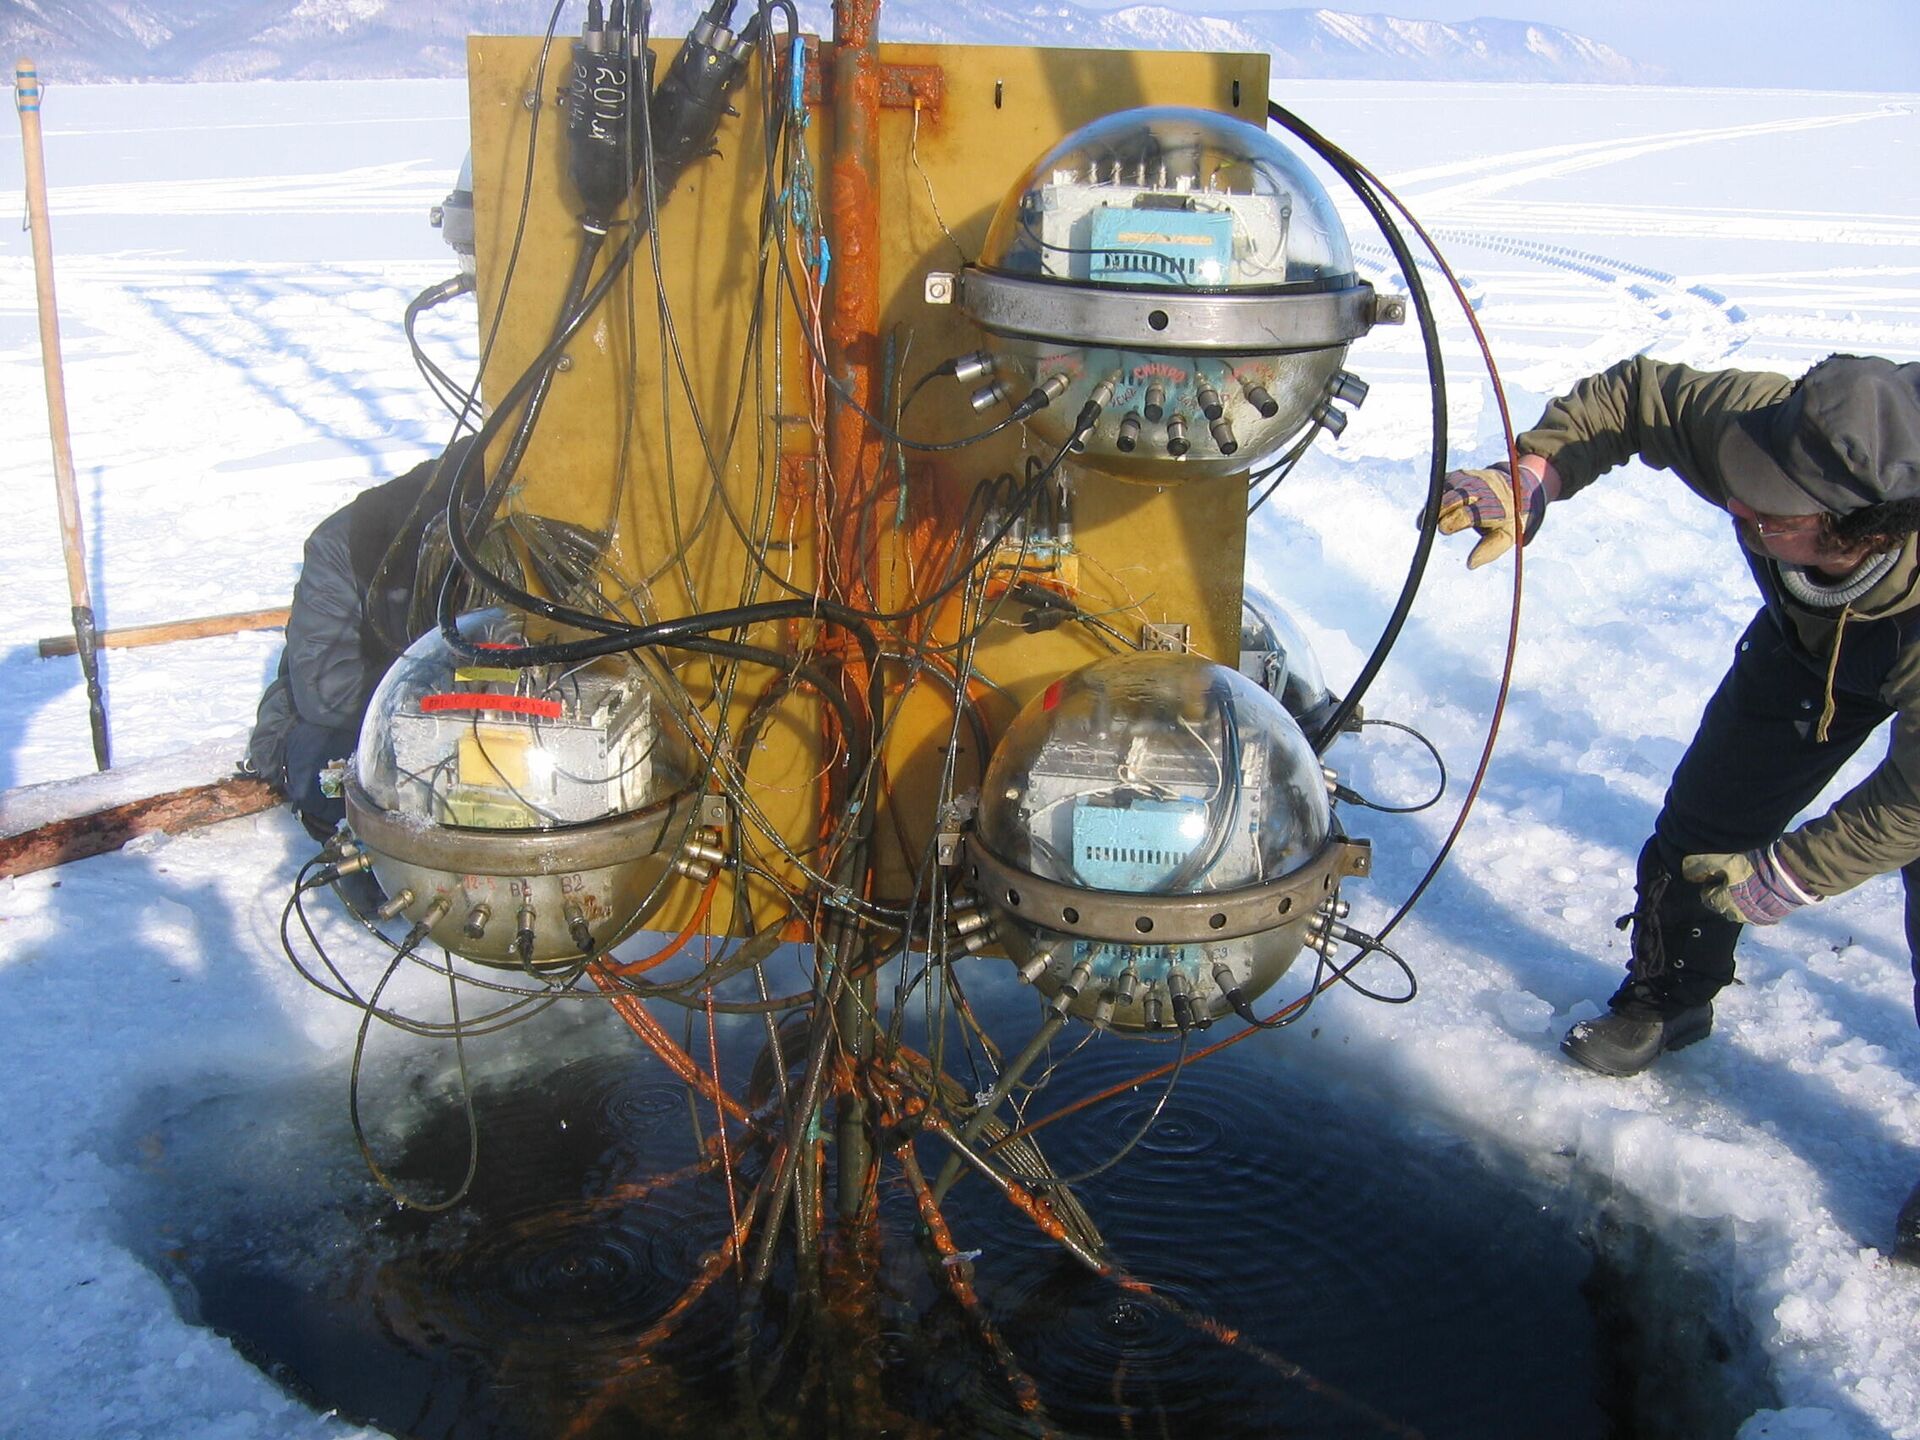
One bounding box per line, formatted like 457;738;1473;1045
1333;99;1919;367
1349;226;1748;381
1380;100;1912;213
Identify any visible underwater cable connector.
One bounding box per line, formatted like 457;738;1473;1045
567;0;651;227
644;0;755;194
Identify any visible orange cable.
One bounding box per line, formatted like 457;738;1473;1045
603;869;719;975
586;963;753;1126
704;960;744;1273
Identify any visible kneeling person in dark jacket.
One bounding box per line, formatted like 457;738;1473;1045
246;440;477;841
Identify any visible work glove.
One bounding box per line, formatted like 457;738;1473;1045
1437;462;1550;570
1681;846;1819;926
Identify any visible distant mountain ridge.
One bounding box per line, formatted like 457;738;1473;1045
1;0;1658;85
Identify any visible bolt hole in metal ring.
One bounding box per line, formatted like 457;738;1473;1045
954;834;1370;946
957;271;1379;352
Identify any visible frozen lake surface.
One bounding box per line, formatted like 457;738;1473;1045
2;74;1919;1439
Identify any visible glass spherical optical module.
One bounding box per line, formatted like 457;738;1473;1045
963;653;1368;1032
344;608;699;968
1238;585;1339;737
957;105;1394;484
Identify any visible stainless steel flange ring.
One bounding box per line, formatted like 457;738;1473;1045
958;268;1379;352
957;832;1371;946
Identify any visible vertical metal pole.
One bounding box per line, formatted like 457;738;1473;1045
16;59;109;770
824;0;882;1223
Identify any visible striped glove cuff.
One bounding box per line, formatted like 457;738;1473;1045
1724;845;1819;925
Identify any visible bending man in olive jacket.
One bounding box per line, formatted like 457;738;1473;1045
1439;352;1920;1261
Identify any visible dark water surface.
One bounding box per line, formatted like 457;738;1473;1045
115;1008;1768;1439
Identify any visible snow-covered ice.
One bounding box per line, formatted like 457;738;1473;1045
4;76;1920;1438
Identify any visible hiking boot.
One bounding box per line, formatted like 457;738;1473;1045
1561;1003;1713;1078
1896;1181;1920;1265
1562;838;1738;1079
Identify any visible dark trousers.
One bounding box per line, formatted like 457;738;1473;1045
1628;611;1920;1026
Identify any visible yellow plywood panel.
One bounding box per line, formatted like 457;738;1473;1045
466;37;1268;923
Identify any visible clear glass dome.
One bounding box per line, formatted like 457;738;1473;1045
978;653;1329;893
980;106;1353;289
960;107;1370;481
1239;586;1336;735
971;653;1336;1031
355;608;691;831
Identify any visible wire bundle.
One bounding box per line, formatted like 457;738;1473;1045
276;18;1531;1431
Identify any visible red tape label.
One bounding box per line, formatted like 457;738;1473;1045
420;693;563;719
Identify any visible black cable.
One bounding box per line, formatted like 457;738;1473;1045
280;855;361;1000
667;634;860;749
1245;420;1323;517
404;273;480;423
1029;1028;1191;1188
423;0;769;608
1327;924;1418;1005
461;0;571;436
281;875;569;1035
347;935;481;1213
1266;99;1449;758
360;0;569;662
439;229;610;639
435;403;1097;680
436;57;1099;652
1332;718;1448;814
1225;941;1337;1029
1222;917;1414;1030
638;0;804;607
1164;677;1241;893
1003;578;1134;651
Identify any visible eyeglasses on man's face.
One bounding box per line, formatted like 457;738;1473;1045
1726;497;1827;538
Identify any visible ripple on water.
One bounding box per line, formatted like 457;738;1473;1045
376;1058;744;1394
119;1021;1660;1439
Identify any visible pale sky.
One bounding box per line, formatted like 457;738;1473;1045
1165;0;1920;91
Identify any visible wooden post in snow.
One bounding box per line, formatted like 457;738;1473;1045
15;57;110;771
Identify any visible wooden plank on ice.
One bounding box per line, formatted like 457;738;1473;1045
0;737;284;878
0;777;281;878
